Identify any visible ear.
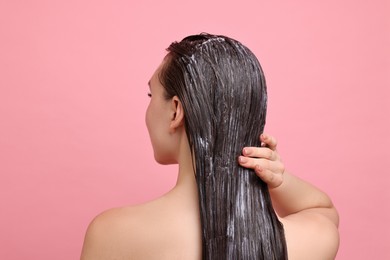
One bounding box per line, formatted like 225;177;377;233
169;96;185;133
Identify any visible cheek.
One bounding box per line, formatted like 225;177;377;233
145;103;159;148
145;103;152;130
145;100;161;133
145;103;177;165
145;103;164;156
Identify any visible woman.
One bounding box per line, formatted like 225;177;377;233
81;34;339;259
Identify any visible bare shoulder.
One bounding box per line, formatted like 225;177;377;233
280;210;340;260
80;196;201;260
80;205;143;260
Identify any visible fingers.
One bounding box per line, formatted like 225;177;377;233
238;156;284;174
238;156;284;188
242;146;278;161
254;165;283;189
238;156;269;169
260;133;278;151
239;133;284;189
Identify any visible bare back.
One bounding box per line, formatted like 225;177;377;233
81;186;338;260
81;182;202;260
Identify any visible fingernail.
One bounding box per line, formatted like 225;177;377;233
261;134;267;140
238;156;247;163
243;148;250;155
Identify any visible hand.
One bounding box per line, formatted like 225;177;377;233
238;133;285;189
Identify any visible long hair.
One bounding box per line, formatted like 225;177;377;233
159;33;288;259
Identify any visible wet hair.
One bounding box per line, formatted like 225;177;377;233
159;33;288;259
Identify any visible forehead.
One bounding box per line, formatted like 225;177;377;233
149;61;165;88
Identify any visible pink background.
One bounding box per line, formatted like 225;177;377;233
0;0;389;259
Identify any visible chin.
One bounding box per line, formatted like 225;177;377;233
154;153;178;165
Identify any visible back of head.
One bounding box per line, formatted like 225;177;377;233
160;33;287;259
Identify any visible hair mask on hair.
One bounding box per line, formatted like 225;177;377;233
160;33;288;260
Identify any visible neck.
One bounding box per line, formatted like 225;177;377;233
172;132;198;197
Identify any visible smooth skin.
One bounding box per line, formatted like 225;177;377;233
80;65;339;260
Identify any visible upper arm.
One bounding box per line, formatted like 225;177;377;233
280;210;340;260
